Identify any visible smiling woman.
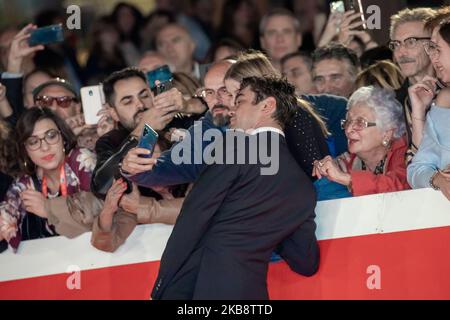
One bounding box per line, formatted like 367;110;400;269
314;86;410;197
0;107;96;253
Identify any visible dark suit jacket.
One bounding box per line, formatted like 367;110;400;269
151;131;319;300
0;74;25;127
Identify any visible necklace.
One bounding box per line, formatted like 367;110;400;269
42;163;68;198
361;156;387;175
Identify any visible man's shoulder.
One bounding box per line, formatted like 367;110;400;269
302;93;348;106
95;128;129;151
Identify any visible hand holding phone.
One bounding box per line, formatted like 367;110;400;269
138;124;159;158
28;24;64;46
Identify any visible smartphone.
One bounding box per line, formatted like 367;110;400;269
28;24;64;46
146;65;173;96
80;85;105;125
330;1;345;14
345;0;366;30
138;124;159;158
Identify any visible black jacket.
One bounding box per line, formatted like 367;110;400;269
151;131;319;300
0;74;25;127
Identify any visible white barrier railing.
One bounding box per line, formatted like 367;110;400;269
1;188;450;283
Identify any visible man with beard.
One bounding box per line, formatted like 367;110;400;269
120;59;235;186
389;8;435;163
91;67;177;197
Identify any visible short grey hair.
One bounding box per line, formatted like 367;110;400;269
259;8;301;35
390;7;435;39
347;86;406;139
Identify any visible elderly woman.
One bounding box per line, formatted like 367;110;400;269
313;86;410;197
407;18;450;201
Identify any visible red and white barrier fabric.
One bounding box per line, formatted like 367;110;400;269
1;188;450;300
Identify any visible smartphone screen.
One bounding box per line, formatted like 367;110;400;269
330;1;345;14
80;85;104;125
146;65;173;96
138;124;159;158
28;24;64;46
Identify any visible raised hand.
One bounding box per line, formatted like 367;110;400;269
7;24;44;74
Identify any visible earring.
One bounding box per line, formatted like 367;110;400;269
24;160;27;168
382;140;389;147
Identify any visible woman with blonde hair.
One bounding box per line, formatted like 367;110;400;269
223;50;331;180
355;60;405;90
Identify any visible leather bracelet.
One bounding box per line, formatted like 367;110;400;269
429;170;441;190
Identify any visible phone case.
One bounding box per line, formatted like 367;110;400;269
138;124;159;158
147;65;173;90
80;85;104;125
28;24;64;46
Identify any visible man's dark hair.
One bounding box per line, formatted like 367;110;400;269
102;67;147;107
438;20;450;46
280;51;313;71
239;76;297;128
312;43;360;75
16;107;77;175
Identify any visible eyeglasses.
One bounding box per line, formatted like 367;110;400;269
341;118;376;131
198;87;232;103
388;37;431;51
25;129;61;151
35;96;78;109
423;41;441;59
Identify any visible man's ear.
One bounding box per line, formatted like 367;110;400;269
109;105;120;123
261;96;277;117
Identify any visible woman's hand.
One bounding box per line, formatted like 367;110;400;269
96;105;116;137
408;76;438;119
151;186;175;200
103;178;128;215
7;24;44;74
318;11;344;47
337;11;367;46
313;156;352;186
119;182;141;214
20;189;49;218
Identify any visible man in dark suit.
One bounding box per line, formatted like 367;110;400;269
151;76;319;300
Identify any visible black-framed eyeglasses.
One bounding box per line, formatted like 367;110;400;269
341;118;377;131
25;129;61;151
388;37;431;51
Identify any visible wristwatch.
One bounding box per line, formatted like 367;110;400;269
429;170;441;190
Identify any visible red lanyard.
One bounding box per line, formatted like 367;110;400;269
42;163;68;198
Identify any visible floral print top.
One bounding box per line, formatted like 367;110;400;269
0;148;96;252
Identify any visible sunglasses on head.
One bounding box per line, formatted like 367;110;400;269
35;96;78;109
